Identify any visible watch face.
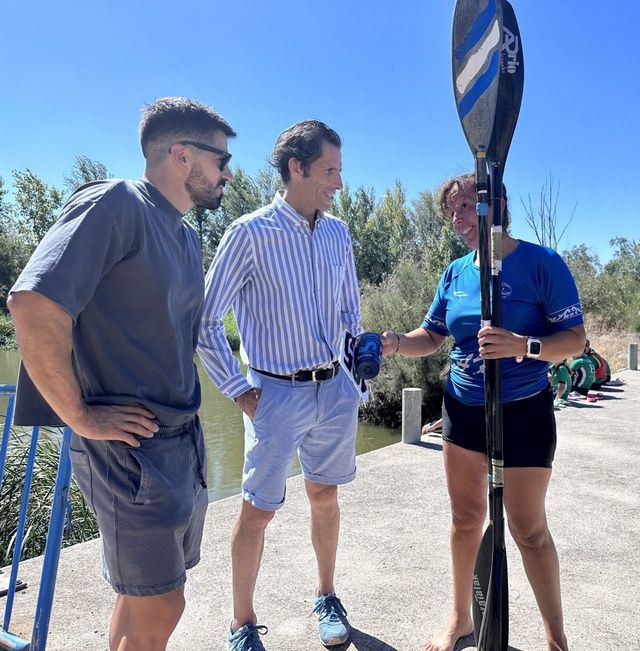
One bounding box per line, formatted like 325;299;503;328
529;340;542;356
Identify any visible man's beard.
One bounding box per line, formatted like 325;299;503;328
185;163;225;210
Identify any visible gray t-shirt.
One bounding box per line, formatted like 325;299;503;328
11;179;204;426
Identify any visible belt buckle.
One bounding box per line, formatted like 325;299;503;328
311;369;319;382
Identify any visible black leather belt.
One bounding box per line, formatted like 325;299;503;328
254;361;340;382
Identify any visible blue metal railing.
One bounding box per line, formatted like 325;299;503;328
0;384;72;651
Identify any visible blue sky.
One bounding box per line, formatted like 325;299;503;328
1;1;638;262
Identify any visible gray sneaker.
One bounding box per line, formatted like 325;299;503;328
227;623;268;651
312;593;350;646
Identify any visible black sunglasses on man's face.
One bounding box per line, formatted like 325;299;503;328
169;140;232;171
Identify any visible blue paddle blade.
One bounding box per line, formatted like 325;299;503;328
487;0;525;169
452;0;504;156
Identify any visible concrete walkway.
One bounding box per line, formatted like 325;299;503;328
5;371;640;650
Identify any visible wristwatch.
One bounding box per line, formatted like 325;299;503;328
526;337;542;358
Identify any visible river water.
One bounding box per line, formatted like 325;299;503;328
0;350;399;502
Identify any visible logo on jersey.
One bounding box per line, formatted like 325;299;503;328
501;282;513;299
548;303;583;323
454;353;485;377
425;314;447;331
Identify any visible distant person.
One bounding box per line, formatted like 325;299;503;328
380;172;585;651
198;120;361;650
8;97;235;651
584;340;611;388
569;351;596;397
549;361;572;406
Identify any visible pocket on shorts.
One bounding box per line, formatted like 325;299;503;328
125;448;152;505
69;448;97;516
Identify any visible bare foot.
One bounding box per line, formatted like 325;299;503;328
424;614;474;651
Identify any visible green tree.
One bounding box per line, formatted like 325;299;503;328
219;167;261;222
254;162;283;205
360;257;451;426
602;238;640;330
562;244;603;317
356;181;412;284
0;175;9;219
0;219;31;309
334;184;377;281
410;190;467;274
12;169;64;244
63;155;111;193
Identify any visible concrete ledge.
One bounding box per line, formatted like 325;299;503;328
5;371;639;650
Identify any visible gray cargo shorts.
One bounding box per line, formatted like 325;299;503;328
69;415;208;596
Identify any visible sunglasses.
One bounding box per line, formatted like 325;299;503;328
170;140;232;171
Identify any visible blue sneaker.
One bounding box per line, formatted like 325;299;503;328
227;623;268;651
312;593;350;646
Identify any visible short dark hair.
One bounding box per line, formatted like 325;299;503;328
271;119;341;183
139;97;236;160
436;171;511;231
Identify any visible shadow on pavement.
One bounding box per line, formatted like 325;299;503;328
412;440;444;452
452;633;524;651
566;401;602;409
339;628;398;650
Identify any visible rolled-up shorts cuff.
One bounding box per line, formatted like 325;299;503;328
242;490;285;512
105;570;187;597
303;467;357;485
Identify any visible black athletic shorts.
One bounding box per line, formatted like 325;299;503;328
441;385;556;468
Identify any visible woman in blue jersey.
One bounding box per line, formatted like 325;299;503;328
382;173;585;651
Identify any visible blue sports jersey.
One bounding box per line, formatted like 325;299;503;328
423;241;584;405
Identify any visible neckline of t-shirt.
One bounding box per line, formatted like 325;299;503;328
139;179;185;224
470;239;524;270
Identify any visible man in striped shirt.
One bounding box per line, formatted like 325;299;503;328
198;120;361;650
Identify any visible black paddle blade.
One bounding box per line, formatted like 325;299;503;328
452;0;504;155
486;0;525;169
473;525;509;645
472;525;491;640
476;543;509;650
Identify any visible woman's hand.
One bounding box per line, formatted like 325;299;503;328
380;327;446;358
380;331;401;357
478;326;527;360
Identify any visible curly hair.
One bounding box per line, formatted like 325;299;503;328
436;172;510;231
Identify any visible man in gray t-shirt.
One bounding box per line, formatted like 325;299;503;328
8;97;235;650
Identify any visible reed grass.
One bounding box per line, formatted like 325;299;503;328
0;425;98;566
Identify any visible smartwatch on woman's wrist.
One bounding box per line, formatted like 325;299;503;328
516;336;542;362
525;337;542;358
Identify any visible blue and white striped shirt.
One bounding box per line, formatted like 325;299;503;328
197;192;361;399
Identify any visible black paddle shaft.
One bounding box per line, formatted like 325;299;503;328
485;0;525;576
478;2;525;648
453;1;524;649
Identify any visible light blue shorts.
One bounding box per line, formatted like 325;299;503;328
242;367;359;511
